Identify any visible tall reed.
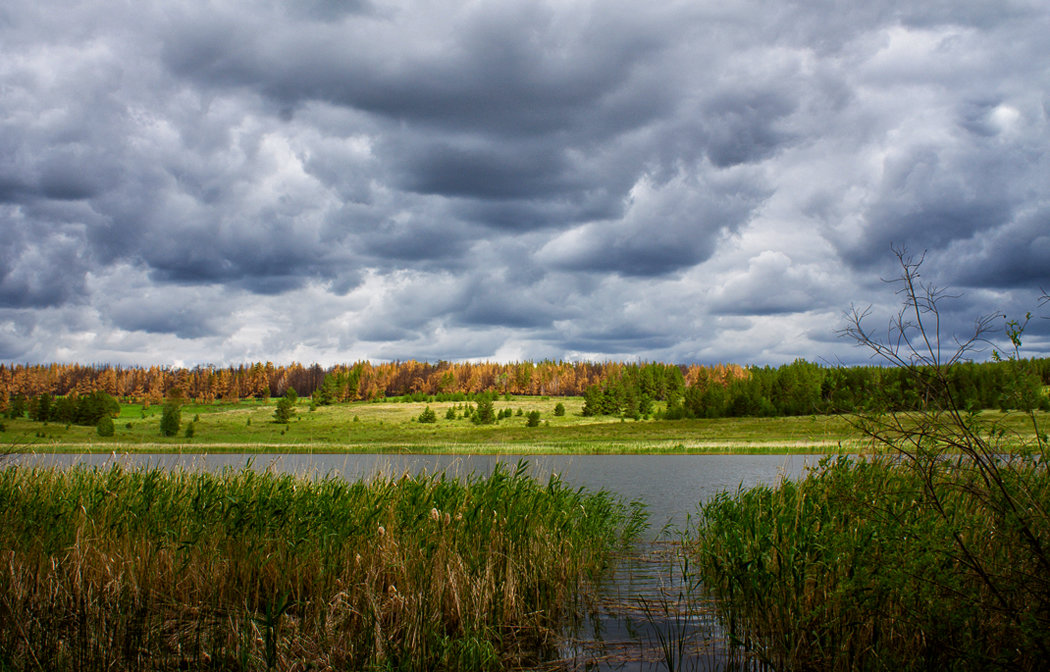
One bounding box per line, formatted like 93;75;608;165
693;455;1050;671
0;461;646;671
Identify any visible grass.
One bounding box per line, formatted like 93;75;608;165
692;455;1050;671
0;460;647;671
4;395;1047;454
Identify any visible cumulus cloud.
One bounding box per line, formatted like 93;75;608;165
1;0;1048;366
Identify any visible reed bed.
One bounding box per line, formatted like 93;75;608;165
693;455;1050;671
0;461;646;671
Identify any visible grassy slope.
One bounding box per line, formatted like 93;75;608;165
2;396;1046;454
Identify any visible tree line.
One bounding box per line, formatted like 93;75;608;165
2;357;1048;420
0;360;734;408
581;357;1050;419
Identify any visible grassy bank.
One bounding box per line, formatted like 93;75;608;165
693;455;1050;670
0;462;646;671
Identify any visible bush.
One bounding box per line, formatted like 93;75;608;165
445;406;457;420
553;402;565;417
525;410;541;427
96;415;114;437
418;406;437;423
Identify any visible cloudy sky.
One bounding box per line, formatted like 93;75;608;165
2;0;1048;368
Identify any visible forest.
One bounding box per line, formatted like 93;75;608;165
2;357;1048;423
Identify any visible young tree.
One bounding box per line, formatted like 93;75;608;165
472;398;496;425
418;406;437;423
553;402;566;417
841;247;1050;663
274;388;298;424
160;401;180;437
526;410;541;427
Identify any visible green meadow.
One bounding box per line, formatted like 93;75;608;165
4;394;1049;455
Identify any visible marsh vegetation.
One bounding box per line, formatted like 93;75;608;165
0;461;646;671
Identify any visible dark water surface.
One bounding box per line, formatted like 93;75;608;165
13;452;817;670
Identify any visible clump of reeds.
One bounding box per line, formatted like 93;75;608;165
0;461;646;671
693;455;1050;671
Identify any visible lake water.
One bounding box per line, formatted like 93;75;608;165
12;452;815;533
12;452;818;670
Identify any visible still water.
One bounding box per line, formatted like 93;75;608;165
14;452;819;670
14;452;815;533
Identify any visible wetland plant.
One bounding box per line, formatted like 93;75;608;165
0;460;645;671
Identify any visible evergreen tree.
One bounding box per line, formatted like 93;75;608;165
472;398;496;425
274;388;298;424
160;402;180;437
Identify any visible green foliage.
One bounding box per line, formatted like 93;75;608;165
184;422;195;438
525;410;541;427
95;415;114;437
273;388;298;424
28;394;51;422
6;393;27;419
696;456;1050;671
417;406;437;423
159;402;180;437
472;399;496;425
445;406;457;420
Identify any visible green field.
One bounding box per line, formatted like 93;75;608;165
2;395;1047;454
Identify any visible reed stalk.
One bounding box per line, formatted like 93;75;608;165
0;461;645;671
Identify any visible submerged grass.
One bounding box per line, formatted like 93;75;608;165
0;461;647;671
693;455;1050;671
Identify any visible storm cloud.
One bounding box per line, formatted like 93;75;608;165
1;0;1048;367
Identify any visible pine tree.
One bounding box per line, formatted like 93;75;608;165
160;402;180;437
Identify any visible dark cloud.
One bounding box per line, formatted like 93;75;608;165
539;170;769;277
107;297;222;340
0;0;1047;365
947;209;1050;289
392;140;576;201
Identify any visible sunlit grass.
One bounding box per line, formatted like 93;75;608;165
3;397;1046;454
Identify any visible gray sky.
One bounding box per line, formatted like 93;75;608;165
2;0;1048;367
